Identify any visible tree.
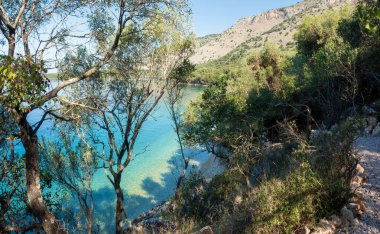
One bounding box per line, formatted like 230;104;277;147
247;44;286;94
41;133;97;234
294;3;380;124
184;74;248;161
0;0;190;233
295;7;353;57
57;16;193;233
165;59;195;215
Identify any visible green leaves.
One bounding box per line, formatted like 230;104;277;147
358;1;380;35
295;7;354;57
0;57;49;111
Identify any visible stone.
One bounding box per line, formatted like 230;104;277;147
352;218;360;226
329;215;342;227
318;219;334;233
363;172;369;181
351;182;360;190
311;229;333;234
356;164;365;174
341;207;354;224
341;218;350;228
234;195;243;205
358;199;366;213
372;123;380;136
296;226;311;234
365;126;373;135
370;100;380;112
351;176;363;185
193;226;214;234
347;203;361;217
367;116;378;127
362;106;377;115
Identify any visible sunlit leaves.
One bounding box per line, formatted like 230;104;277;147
295;7;354;57
358;0;380;35
0;57;49;111
58;47;100;81
88;7;115;47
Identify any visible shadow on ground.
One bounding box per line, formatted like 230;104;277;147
89;148;207;232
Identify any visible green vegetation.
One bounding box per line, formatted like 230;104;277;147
0;0;192;233
175;1;380;233
46;73;58;79
1;0;379;233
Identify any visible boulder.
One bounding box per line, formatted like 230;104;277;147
318;219;334;233
341;207;354;224
329;215;342;228
347;203;361;217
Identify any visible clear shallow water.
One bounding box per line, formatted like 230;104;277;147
23;85;205;231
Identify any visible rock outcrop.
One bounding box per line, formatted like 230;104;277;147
191;0;358;64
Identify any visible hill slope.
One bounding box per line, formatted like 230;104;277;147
191;0;357;64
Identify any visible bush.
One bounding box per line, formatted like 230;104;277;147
178;119;360;233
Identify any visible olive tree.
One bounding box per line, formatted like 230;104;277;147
55;15;193;233
0;0;190;233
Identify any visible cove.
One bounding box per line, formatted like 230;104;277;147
24;85;205;232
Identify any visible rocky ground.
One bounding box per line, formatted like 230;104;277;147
349;136;380;233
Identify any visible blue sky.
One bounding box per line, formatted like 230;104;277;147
191;0;301;36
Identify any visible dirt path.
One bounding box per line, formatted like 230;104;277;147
351;137;380;233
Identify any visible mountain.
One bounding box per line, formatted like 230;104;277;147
190;0;358;64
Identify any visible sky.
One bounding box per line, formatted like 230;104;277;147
190;0;301;37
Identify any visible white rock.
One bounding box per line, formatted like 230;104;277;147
193;226;214;234
234;195;243;205
347;203;361;217
356;164;365;174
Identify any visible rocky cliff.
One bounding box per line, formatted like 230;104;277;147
191;0;358;64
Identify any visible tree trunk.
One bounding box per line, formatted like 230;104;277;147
174;158;189;204
87;203;93;234
18;114;67;234
114;175;126;234
7;29;15;57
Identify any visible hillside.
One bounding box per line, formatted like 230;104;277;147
190;0;358;64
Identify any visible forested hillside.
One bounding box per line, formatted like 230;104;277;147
169;0;380;233
191;0;358;64
190;0;360;84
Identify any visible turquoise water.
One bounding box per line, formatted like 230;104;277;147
25;85;204;231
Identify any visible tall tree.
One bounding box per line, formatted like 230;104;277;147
41;133;97;234
0;0;190;233
55;14;193;233
165;59;194;214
